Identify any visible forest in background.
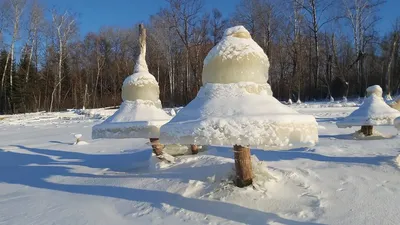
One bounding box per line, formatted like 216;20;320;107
0;0;399;114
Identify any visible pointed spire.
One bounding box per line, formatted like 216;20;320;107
134;23;148;73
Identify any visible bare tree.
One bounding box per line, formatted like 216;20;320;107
294;0;338;99
1;0;26;112
343;0;385;95
50;9;77;112
210;9;227;46
384;20;399;99
163;0;205;102
25;0;43;83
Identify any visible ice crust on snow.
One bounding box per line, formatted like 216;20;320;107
337;86;400;128
160;26;318;148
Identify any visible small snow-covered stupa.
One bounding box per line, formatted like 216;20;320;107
160;26;318;187
92;24;171;155
337;85;400;136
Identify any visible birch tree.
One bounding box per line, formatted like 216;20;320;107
50;9;76;112
1;0;26;113
343;0;384;95
25;0;43;83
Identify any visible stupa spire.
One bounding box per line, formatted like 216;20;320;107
134;23;149;73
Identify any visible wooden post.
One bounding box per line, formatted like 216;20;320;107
190;144;199;155
150;138;163;156
233;145;253;187
361;125;373;136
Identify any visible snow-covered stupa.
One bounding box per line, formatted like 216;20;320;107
160;26;318;149
92;24;171;142
160;26;318;186
337;85;400;136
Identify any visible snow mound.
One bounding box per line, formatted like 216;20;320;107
73;141;89;145
337;89;400;128
92;100;171;139
352;130;393;140
160;83;317;149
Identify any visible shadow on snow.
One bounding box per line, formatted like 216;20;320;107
0;145;321;225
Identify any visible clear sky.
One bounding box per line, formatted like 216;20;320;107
38;0;399;36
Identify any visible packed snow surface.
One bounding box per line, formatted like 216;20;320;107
1;103;400;225
161;82;318;148
92;100;171;139
337;94;400;128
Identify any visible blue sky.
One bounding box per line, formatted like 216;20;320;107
38;0;399;36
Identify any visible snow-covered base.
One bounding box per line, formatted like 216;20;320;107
161;83;318;149
162;119;318;149
92;100;171;139
93;121;163;139
74;141;89;145
352;130;393;140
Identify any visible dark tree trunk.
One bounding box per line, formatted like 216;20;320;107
361;125;373;136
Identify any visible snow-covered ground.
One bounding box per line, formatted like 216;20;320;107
1;102;400;225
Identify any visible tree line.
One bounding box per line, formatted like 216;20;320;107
0;0;398;114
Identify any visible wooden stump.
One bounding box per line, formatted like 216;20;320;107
190;144;199;155
150;138;163;156
233;145;253;187
361;125;373;136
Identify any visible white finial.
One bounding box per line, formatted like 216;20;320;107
134;24;148;73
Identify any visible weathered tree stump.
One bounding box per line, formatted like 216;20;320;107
233;145;253;187
190;144;199;155
361;125;373;136
150;138;163;156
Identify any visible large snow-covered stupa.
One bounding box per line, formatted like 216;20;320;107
337;85;400;136
160;26;318;149
92;24;171;141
